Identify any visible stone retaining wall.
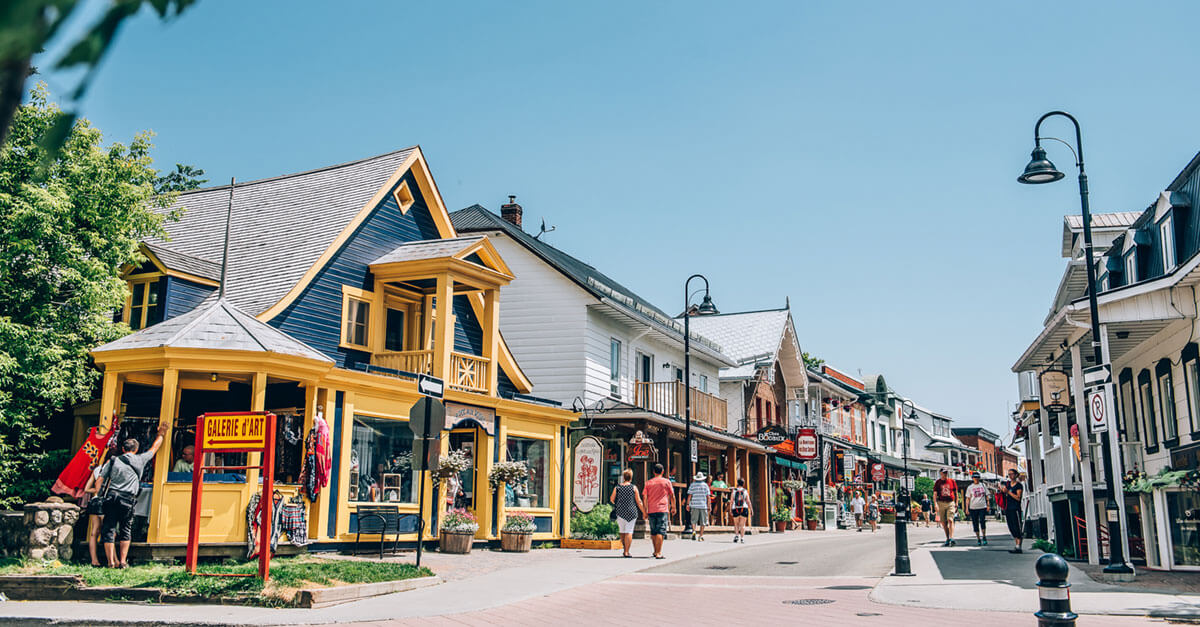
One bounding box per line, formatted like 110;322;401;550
19;498;80;561
0;510;23;557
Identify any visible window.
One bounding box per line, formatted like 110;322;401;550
349;415;415;504
675;367;683;382
1125;252;1138;284
1120;379;1140;442
637;352;652;383
505;436;549;508
392;180;415;214
344;298;370;347
1161;218;1176;271
127;279;162;330
1188;359;1200;434
1140;379;1159;448
879;425;888;452
1159;369;1179;442
609;339;621;397
384;308;406;352
698;374;708;393
1099;274;1109;292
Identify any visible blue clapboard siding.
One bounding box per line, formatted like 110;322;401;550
498;371;518;399
163;276;216;320
453;295;483;354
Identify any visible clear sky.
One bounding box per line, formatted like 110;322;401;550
35;1;1200;441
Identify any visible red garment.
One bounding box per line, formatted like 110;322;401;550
644;477;673;514
934;477;958;502
313;415;332;488
51;427;114;498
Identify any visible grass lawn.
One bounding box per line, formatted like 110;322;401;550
0;556;433;605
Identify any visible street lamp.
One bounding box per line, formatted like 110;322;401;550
891;398;917;576
1018;111;1133;575
682;274;717;536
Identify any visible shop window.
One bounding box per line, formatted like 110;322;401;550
1158;367;1179;442
1167;491;1200;567
350;415;415;504
126;278;162;331
505;436;549;508
342;286;372;350
1139;375;1159;449
384;308;406;352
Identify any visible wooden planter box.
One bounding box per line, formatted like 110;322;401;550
500;531;533;553
439;531;474;554
561;538;622;550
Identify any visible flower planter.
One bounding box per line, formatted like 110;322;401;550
439;531;474;554
772;520;788;532
500;531;533;553
561;538;622;550
806;519;819;531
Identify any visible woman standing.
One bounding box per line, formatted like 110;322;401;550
730;478;752;543
867;494;880;533
610;468;646;558
82;467;106;567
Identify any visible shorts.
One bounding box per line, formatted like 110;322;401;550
732;507;749;519
648;512;669;537
617;516;637;535
689;508;709;527
936;500;956;521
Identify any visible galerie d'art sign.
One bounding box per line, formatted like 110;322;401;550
573;436;603;513
627;430;658;462
1039;370;1071;413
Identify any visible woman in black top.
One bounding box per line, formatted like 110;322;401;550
610;468;646;558
999;468;1024;553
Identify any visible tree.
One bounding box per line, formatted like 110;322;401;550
912;476;935;501
155;162;206;192
0;85;174;507
801;351;824;370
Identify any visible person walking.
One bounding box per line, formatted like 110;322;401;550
686;472;711;541
643;463;675;560
966;471;989;546
919;494;933;528
850;491;866;532
934;468;958;546
609;468;646;558
867;494;880;533
98;422;167;568
999;468;1025;554
730;478;752;543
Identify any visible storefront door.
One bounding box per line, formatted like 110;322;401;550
1167;490;1200;569
449;429;479;512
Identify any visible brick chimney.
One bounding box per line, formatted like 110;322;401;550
500;195;522;229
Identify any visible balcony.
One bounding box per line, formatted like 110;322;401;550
634;380;727;431
371;350;490;395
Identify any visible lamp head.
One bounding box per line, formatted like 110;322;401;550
1018;144;1065;184
696;294;719;315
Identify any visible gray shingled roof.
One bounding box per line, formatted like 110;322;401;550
93;298;332;362
371;236;485;265
143;242;221;282
147;147;417;316
685;309;789;365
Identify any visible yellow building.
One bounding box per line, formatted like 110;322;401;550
83;147;576;554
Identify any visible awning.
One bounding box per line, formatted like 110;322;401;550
773;457;807;471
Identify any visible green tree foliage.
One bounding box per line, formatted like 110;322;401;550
912;476;935;501
801;351;824;370
0;85;173;507
155;163;206;193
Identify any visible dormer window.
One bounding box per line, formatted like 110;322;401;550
126;278;162;330
1125;251;1138;284
1160;217;1176;271
341;286;374;350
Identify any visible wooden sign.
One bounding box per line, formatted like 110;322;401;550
796;428;818;460
627;430;658;463
573;437;603;513
1039;370;1070;413
201;412;269;451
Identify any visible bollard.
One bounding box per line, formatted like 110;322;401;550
1035;553;1077;626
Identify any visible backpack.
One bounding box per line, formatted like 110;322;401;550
733;487;747;508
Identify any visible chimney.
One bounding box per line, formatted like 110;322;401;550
500;195;523;229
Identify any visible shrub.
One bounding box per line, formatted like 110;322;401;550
570;504;617;539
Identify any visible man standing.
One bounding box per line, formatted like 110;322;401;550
99;421;167;568
933;468;958;546
850;491;866;532
643;463;676;560
686;472;711;541
965;472;989;546
999;468;1025;554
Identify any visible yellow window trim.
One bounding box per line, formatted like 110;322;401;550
340;285;375;351
124;275;162;330
393;180;415;214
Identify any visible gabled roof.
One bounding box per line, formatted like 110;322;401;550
684;308;807;388
371;236;487;265
93;298;331;363
451;205;732;363
146;147;418;316
141;242;221;283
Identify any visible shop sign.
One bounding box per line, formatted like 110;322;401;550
871;462;884;482
1039;370;1071;413
843;454;855;482
444;402;495;434
200;412;269;450
796;428;818;460
1170;443;1200;470
627;430;658;463
573;436;603;513
755;425;789;445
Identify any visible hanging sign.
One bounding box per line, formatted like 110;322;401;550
573;436;603;513
844;453;855;482
200;412;269;450
871;462;885;482
1086;384;1109;434
755;425;789;445
832;449;845;483
627;430;658;462
1039;370;1071;413
796;428;818;460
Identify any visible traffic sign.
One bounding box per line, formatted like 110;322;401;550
200;412;268;450
1084;364;1112;386
690;439;698;463
410;397;446;439
1087;385;1109;434
417;374;445;399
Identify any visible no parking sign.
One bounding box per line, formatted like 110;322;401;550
1086;385;1109;434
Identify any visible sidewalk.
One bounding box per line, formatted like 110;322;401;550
0;530;831;626
871;533;1200;620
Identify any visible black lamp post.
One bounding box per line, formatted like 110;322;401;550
682;274;717;536
891;398;916;576
1018;111;1133;575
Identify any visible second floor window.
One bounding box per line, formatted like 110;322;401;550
1159;370;1178;442
344;297;370;348
1161;218;1176;271
1140;379;1159;448
127;279;162;330
698;374;708;393
1125;251;1138;284
609;339;621;397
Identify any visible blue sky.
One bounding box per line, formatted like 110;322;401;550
36;1;1200;440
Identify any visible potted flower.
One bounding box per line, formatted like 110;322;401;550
804;498;820;531
434;448;472;479
500;512;536;552
771;502;791;532
781;479;806;493
488;460;529;489
439;508;478;554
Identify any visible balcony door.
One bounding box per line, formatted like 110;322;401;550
637;352;653;384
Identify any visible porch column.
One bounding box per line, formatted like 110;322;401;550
247;372;267;487
146;368;178;543
482;289;500;396
98;372;121;432
1026;415;1043;528
1040;406;1055;541
1070;344;1100;564
335;391;356;537
433;273;455;384
1099;323;1133;567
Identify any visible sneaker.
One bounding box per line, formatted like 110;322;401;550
943;539;951;547
1009;548;1023;554
977;538;982;546
950;539;956;547
983;538;988;546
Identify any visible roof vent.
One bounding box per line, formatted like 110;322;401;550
501;195;523;230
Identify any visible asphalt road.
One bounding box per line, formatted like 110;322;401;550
648;524;955;577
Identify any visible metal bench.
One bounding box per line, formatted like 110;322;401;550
355;505;403;559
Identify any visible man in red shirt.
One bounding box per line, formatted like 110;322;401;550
643;462;676;560
933;468;958;547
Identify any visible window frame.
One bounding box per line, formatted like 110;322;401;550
392;180;415;214
348;413;417;505
1119;374;1140;443
1158;360;1179;444
1160;216;1176;271
125;276;163;331
1139;370;1160;452
504;433;553;510
609;338;622;398
1125;251;1138;284
1186;346;1200;436
341;285;375;351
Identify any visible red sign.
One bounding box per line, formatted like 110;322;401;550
871;462;885;482
627;430;658;463
796;428;817;460
186;411;276;580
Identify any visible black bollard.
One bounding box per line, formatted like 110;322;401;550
1035;553;1077;626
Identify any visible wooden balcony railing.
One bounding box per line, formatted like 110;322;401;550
449;352;489;394
634;380;727;431
372;349;434;375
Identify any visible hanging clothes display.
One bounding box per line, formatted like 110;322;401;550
246;490;285;558
271;411;304;484
299;411;333;502
279;495;310;546
51;420;118;498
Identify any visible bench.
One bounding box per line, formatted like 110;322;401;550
355;505;403;559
